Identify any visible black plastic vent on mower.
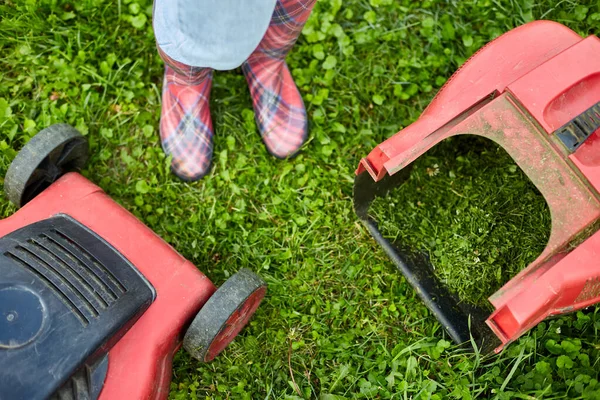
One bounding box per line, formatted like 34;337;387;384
0;215;156;400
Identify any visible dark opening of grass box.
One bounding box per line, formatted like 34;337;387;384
370;135;552;307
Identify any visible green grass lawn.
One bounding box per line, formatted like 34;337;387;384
2;0;600;398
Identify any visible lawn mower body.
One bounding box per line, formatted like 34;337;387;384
354;20;600;352
0;172;217;399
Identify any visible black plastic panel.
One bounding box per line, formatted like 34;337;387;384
0;215;156;400
50;355;108;400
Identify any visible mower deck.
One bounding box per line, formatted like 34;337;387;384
354;20;600;352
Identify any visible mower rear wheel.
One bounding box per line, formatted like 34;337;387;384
183;268;267;362
4;124;89;208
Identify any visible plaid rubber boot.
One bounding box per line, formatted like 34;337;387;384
159;47;214;181
242;0;317;159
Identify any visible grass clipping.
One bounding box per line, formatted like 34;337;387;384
371;136;551;307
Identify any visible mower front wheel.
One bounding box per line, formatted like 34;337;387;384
4;124;89;208
183;269;267;362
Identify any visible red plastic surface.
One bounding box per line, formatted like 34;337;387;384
570;131;600;194
206;286;266;362
356;20;582;181
488;229;600;344
0;173;217;400
506;35;600;193
356;20;600;351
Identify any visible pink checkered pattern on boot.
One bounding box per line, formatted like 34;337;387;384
242;0;317;159
159;48;214;181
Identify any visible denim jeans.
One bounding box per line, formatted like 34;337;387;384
153;0;277;70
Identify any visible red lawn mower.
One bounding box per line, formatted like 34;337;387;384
0;125;267;399
354;21;600;353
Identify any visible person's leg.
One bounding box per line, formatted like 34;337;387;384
158;47;215;181
242;0;317;159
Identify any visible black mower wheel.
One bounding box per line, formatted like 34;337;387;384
4;124;89;208
183;268;267;362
